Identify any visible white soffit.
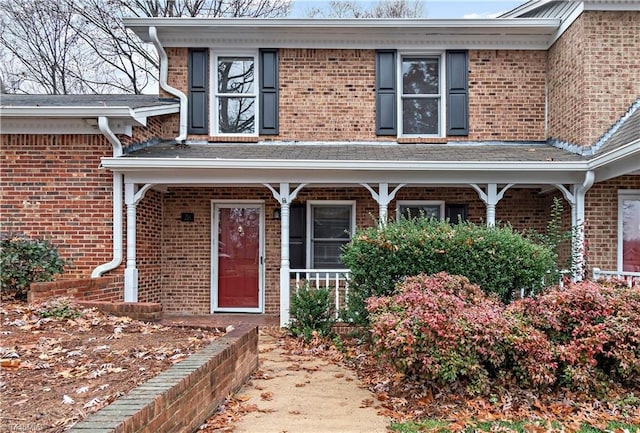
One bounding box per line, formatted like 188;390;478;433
124;18;561;50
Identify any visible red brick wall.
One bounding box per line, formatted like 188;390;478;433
0;134;114;277
165;48;547;143
137;190;163;303
28;276;123;303
585;175;640;271
548;11;640;146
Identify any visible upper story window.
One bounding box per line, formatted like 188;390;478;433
214;54;257;136
188;48;279;136
400;55;443;136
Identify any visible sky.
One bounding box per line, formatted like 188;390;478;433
290;0;526;18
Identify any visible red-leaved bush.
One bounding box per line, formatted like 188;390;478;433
507;280;640;390
367;273;640;394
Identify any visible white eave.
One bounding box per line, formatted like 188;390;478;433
123;17;561;50
0;103;179;135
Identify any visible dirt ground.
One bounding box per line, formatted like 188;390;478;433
199;333;390;433
0;299;222;433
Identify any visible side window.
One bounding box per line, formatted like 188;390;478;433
397;201;444;220
308;202;355;269
619;191;640;272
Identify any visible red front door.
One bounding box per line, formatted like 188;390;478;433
215;205;261;310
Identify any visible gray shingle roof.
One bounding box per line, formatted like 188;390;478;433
124;141;586;163
0;94;178;109
593;101;640;156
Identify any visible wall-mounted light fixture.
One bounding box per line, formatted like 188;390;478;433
273;207;281;220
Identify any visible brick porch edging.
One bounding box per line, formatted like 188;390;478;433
69;325;259;433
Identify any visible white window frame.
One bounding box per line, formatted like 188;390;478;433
210;49;259;137
398;52;446;138
617;190;640;272
396;200;445;220
306;200;356;270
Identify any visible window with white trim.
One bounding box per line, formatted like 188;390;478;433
397;201;445;220
213;53;257;135
307;202;355;269
619;191;640;272
400;54;444;136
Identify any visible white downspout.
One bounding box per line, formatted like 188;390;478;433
149;26;188;142
92;116;124;278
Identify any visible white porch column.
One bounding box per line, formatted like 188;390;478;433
471;183;514;227
265;183;306;327
124;183;138;302
361;183;406;225
554;171;594;281
123;183;155;302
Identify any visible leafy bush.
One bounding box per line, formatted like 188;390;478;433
507;280;640;390
342;219;556;323
288;284;335;342
0;233;66;299
367;273;510;395
368;274;639;394
37;297;81;319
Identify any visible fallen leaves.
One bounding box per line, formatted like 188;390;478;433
0;299;222;432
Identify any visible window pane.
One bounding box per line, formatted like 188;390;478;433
400;205;440;220
218;97;255;134
403;98;439;135
218;57;254;94
622;199;640;272
313;206;351;239
402;58;439;95
313;240;349;268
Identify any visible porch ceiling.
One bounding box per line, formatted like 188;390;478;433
102;141;594;185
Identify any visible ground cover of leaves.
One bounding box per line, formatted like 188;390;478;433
205;333;640;432
0;299;223;433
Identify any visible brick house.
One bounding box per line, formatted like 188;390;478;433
1;0;638;326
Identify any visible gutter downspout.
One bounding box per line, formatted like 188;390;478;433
149;26;188;142
91;117;124;278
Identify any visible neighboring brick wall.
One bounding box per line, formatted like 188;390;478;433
69;325;258;433
166;47;547;142
548;11;640;146
28;276;123;303
0;134;114;277
585;175;640;271
121;114;180;149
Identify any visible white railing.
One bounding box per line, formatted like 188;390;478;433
290;269;351;319
592;268;640;287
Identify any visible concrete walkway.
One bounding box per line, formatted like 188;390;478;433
227;333;389;433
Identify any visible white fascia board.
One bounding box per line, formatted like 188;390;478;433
101;156;587;172
124;17;559;50
0;104;179;124
589;139;640;181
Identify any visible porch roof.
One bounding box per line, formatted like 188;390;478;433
122;140;586;163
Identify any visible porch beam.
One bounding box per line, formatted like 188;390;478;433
264;183;307;327
123;182;155;303
470;183;514;226
361;183;406;225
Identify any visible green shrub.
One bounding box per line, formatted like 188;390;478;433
288;284;335;342
37;297;81;319
341;219;556;323
0;233;66;300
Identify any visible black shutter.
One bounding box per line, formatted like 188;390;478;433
446;50;469;136
376;50;397;136
188;48;209;135
289;204;306;269
259;49;279;135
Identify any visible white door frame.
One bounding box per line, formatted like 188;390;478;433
211;200;265;313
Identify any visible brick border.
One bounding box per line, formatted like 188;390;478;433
29;276;123;303
69;325;259;433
